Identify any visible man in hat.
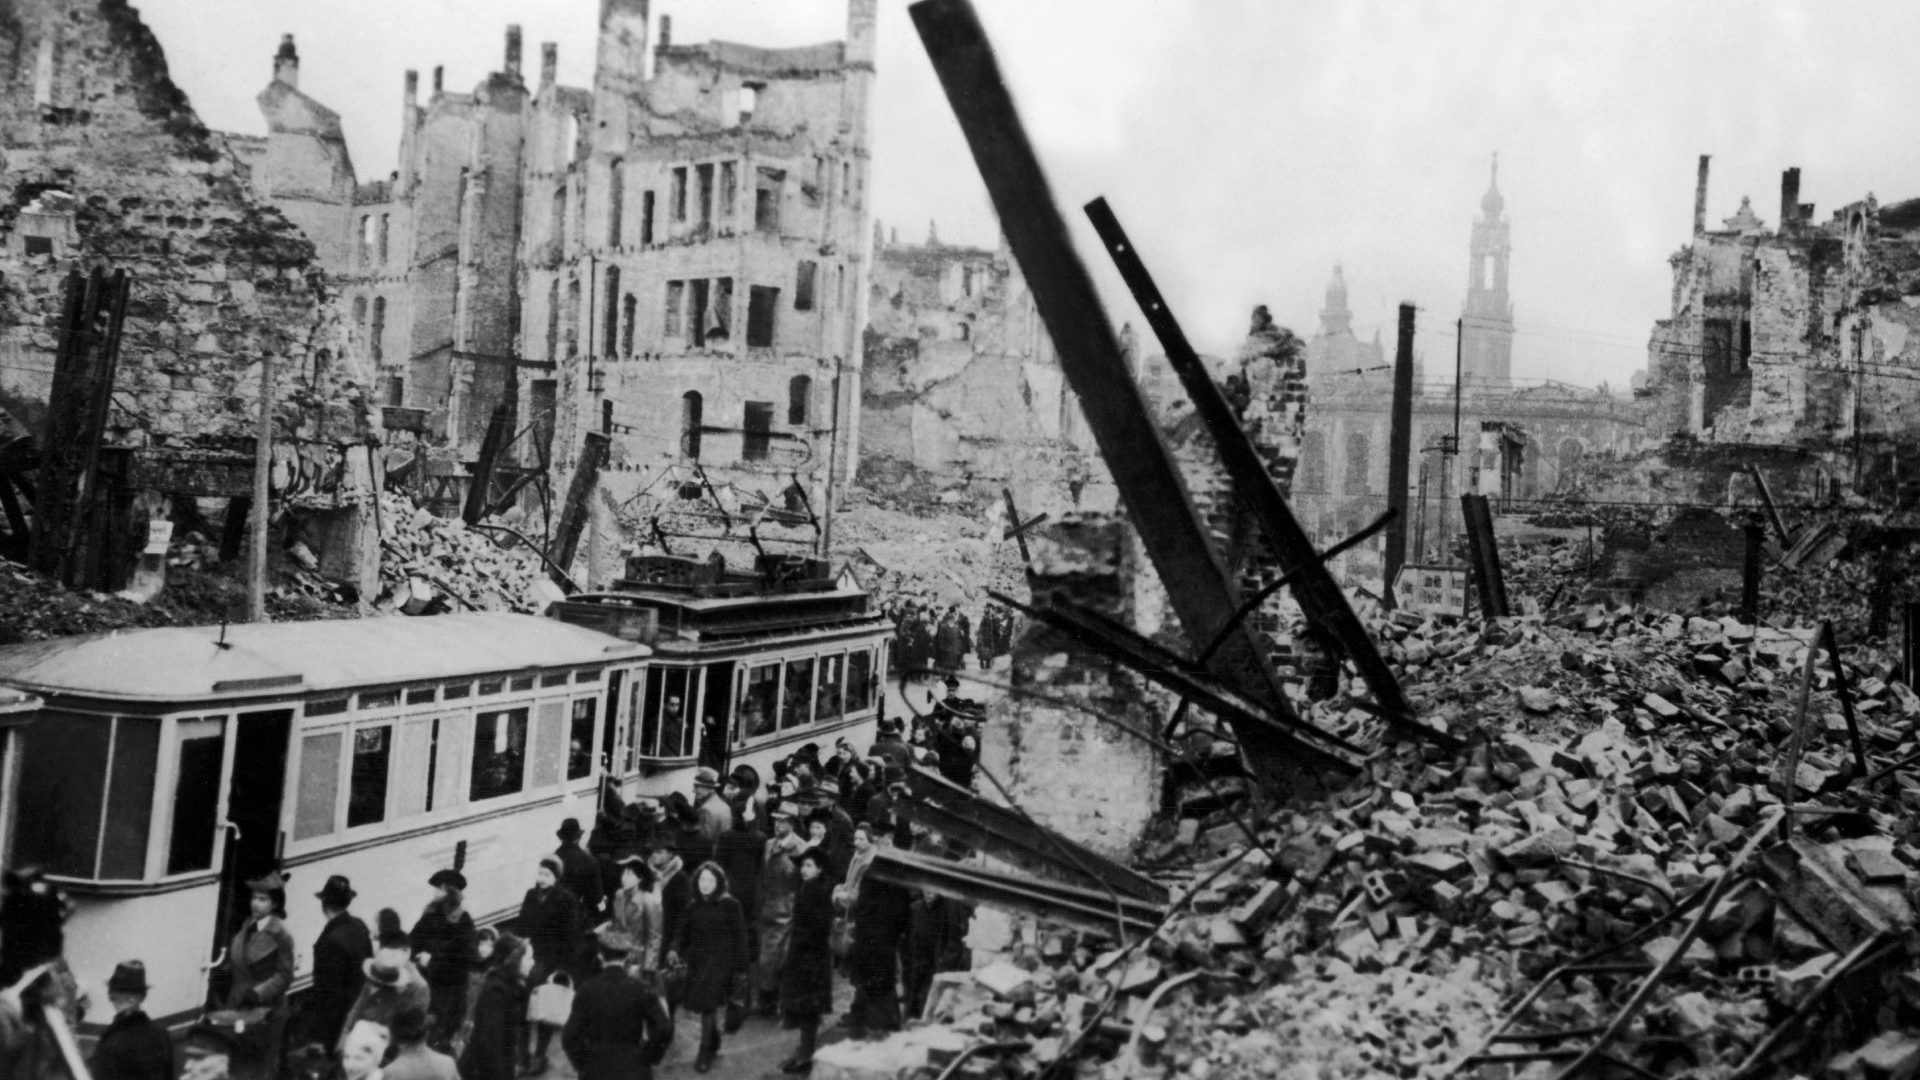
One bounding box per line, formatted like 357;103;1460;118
562;926;672;1080
754;802;807;1016
555;818;606;920
179;1023;245;1080
690;767;731;847
864;764;910;834
380;1004;459;1080
305;875;372;1052
89;961;172;1080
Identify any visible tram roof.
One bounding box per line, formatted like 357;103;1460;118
0;613;648;704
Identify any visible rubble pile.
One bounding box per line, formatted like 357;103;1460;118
0;552;345;641
370;492;544;613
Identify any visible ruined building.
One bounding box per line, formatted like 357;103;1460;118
859;223;1103;514
239;0;877;516
0;0;380;590
1642;157;1920;501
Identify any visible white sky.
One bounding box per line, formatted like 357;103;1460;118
133;0;1920;389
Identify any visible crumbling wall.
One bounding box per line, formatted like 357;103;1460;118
982;515;1162;857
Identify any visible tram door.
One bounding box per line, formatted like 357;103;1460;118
206;709;292;1006
602;669;626;772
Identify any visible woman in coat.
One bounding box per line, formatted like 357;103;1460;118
607;855;662;973
519;855;586;1075
778;849;835;1074
458;932;533;1080
666;862;749;1074
223;872;297;1071
408;869;478;1051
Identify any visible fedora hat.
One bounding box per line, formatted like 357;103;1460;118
362;958;405;988
243;870;288;894
555;817;585;841
106;960;150;995
315;875;357;907
692;766;720;789
771;801;799;819
427;869;467;891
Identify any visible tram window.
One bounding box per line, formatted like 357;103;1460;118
575;669;601;683
542;672;570;688
295;731;344;841
781;658;816;730
444;682;472;700
471;707;529;801
511;675;535;692
530;701;566;788
306;698;348;717
568;700;596;779
405;687;437;706
347;726;392;828
168;720;225;874
101;718;160;879
394;717;435;818
660;668;691;757
12;712;111;878
847;650;874;713
639;669;663;762
478;679;504;696
742;663;779;739
360;689;400;711
815;655;844;723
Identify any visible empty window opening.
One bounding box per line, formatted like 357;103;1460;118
755;168;783;233
603;267;621;358
665;280;685;339
360;215;376;265
697;163;714;230
719;163;736;228
788;374;811;426
620;293;637;357
739;83;759;124
671;167;688;223
547;279;562;360
551;185;567;247
24;235;53;257
385;375;404;407
607;159;625;247
370;297;387;364
378;214;391;265
742;401;773;461
709;278;734;343
747;285;779;347
565;279;580;357
681;391;703;459
641;190;656;245
795;261;817;311
689;279;711;347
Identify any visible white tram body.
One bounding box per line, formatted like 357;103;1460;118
0;613;648;1029
547;552;893;800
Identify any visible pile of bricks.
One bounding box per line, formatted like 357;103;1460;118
371;492;544;613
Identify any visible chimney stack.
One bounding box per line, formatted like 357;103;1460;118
658;15;672;50
404;69;418;107
541;43;557;88
1693;154;1711;237
505;25;523;79
1780;167;1802;232
433;66;444;93
273;34;299;89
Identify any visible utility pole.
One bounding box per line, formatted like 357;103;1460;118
249;351;273;622
821;361;841;556
1383;303;1415;606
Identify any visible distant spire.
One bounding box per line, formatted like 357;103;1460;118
1481;152;1504;216
1319;264;1353;338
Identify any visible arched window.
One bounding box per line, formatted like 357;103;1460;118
370;296;387;364
359;215;376;265
1299;430;1327;494
607;159;625;247
681;391;704;459
621;294;637;357
788;374;811;426
352;295;367;329
1343;431;1370;495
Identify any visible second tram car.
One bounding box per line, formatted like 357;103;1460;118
548;551;892;798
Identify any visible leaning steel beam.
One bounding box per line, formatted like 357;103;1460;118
910;0;1304;786
868;846;1165;939
1084;199;1436;747
901;765;1169;904
993;590;1377;771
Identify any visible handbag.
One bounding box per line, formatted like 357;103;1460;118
830;915;852;961
527;972;575;1026
661;957;690;1009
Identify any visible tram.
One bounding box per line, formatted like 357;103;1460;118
546;550;893;798
0;613;649;1028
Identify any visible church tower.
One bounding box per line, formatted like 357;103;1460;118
1319;263;1354;338
1461;154;1513;386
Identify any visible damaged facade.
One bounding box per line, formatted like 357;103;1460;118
0;0;380;591
1644;156;1920;503
859;223;1106;513
238;0;877;519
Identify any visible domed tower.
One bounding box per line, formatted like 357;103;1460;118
1461;154;1514;386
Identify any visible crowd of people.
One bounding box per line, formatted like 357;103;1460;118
0;680;992;1080
884;600;1016;676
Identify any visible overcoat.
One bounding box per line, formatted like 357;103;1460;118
778;877;835;1020
457;966;527;1080
669;865;749;1014
560;965;672;1080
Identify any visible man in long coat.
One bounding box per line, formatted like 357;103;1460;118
562;931;672;1080
89;961;173;1080
303;875;371;1051
753;804;806;1015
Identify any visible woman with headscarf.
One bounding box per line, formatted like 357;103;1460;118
519;855;586;1076
409;869;478;1050
607;855;662;974
777;848;835;1074
339;909;430;1056
458;931;533;1080
666;863;749;1074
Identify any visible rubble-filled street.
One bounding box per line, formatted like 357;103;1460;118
9;2;1920;1080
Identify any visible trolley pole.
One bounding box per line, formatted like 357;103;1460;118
249;351;273;622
